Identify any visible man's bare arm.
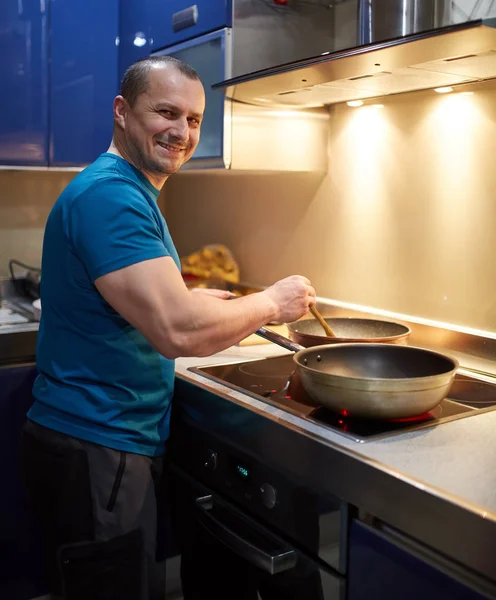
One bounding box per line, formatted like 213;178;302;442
95;256;315;358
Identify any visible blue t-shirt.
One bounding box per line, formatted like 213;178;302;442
28;153;180;457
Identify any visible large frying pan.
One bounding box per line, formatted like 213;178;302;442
256;327;458;420
287;317;411;347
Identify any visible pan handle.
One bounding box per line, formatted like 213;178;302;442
256;326;305;353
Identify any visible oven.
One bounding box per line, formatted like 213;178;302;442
167;385;349;600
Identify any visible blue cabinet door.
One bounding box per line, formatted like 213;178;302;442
118;0;152;86
0;0;48;166
149;0;232;51
50;0;119;166
348;520;491;600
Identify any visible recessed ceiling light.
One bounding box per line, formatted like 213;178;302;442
434;87;453;94
347;100;364;107
133;32;147;47
460;91;474;96
372;104;384;109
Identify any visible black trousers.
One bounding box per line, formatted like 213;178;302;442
19;420;167;600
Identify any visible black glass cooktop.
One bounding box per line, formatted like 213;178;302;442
189;354;496;442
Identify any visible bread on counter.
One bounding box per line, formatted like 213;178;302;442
180;244;240;284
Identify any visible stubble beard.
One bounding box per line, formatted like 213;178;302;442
127;133;182;176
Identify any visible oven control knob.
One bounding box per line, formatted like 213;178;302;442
204;450;218;471
260;483;278;509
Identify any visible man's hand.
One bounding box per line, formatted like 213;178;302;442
262;275;316;324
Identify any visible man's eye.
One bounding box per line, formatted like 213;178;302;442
160;110;173;117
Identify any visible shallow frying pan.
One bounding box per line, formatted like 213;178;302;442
287;317;411;347
256;327;458;420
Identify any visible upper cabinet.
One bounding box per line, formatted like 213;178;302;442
148;0;232;51
50;0;119;167
0;0;48;166
0;0;118;168
118;0;151;85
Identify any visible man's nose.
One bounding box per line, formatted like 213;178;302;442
169;117;188;141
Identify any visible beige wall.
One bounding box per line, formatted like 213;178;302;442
163;80;496;332
0;170;77;276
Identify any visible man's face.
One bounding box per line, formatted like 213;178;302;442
122;65;205;177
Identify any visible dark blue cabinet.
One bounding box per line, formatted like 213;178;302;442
118;0;152;85
0;0;118;167
348;520;492;600
0;364;47;600
0;0;48;166
149;0;232;51
50;0;119;166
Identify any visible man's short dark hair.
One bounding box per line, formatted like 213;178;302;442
120;56;200;107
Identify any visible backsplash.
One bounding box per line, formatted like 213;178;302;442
0;170;77;275
162;79;496;333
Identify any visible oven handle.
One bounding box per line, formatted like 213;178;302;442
196;495;297;575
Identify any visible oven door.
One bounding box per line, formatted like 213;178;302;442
169;464;346;600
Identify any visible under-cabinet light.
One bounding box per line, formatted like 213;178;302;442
434;87;453;94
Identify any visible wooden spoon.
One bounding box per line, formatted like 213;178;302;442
310;305;336;338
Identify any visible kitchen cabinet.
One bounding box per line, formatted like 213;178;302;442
118;0;151;86
0;0;48;166
348;520;493;600
50;0;119;166
148;0;232;51
0;364;47;600
0;0;118;167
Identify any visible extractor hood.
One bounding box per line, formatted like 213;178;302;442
213;19;496;108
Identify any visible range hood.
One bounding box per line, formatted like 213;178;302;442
213;19;496;108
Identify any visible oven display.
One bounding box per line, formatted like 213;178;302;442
228;455;252;483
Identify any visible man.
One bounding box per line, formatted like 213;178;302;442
20;55;316;600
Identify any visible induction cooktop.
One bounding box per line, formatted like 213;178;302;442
189;354;496;442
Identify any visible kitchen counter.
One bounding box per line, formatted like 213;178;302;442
0;278;38;365
175;342;496;585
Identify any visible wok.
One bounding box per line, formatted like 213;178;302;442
256;327;458;420
287;317;411;347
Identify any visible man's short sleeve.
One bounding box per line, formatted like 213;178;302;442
68;178;169;282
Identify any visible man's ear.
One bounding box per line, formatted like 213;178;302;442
114;95;128;129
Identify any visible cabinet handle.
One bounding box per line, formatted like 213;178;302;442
172;5;198;32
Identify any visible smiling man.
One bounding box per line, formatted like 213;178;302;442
19;56;316;600
111;59;205;183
